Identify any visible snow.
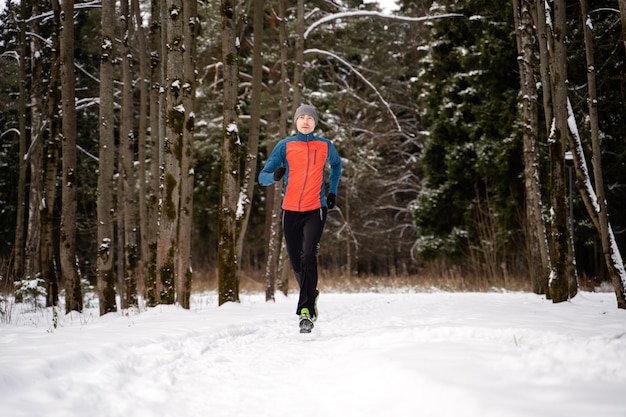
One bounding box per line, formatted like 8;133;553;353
367;0;398;14
1;290;625;417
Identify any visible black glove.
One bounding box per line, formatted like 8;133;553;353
327;193;336;209
273;166;286;181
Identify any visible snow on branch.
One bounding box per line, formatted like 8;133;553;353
1;51;20;62
566;98;598;213
304;11;464;39
304;48;401;131
566;97;626;286
25;1;102;24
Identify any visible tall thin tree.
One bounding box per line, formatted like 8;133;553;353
157;0;185;304
145;0;165;307
119;0;139;309
236;0;264;267
59;0;82;313
218;0;241;305
97;0;118;315
24;0;44;281
12;0;28;284
546;0;577;302
176;0;198;308
41;0;62;307
264;0;289;301
574;0;626;308
133;0;150;301
512;0;550;294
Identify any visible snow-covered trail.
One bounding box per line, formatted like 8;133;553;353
1;291;625;417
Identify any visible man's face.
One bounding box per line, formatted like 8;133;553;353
296;114;316;134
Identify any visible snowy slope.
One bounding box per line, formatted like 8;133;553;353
1;291;625;417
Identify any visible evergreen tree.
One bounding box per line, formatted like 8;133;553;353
412;1;522;277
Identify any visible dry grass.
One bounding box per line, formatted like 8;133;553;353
191;264;535;295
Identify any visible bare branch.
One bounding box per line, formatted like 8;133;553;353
304;48;402;131
304;11;464;39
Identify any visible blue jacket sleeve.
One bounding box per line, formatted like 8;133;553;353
258;140;286;186
327;142;342;194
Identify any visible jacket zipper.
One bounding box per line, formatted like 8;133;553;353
297;137;311;210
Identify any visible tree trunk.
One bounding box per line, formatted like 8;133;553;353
41;0;62;307
265;0;289;300
157;0;185;304
119;0;139;309
534;0;557;294
293;0;304;108
24;0;44;281
235;0;263;265
97;0;118;315
547;0;577;302
12;0;28;284
60;0;82;313
176;0;198;309
513;0;550;294
218;0;240;305
275;0;307;294
575;0;626;308
133;0;150;302
145;0;165;307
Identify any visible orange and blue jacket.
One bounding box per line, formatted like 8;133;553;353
259;131;342;212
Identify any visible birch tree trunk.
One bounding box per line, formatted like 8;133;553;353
513;0;550;294
97;0;118;315
60;0;82;313
218;0;241;305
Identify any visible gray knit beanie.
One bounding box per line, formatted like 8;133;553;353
293;104;319;127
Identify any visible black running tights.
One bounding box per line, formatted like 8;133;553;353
282;208;327;316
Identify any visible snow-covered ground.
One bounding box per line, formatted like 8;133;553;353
1;290;625;417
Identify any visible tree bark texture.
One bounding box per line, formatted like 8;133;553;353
119;0;139;309
547;0;577;302
60;0;83;313
133;0;150;301
12;1;28;285
97;0;118;315
157;0;185;304
24;0;44;281
218;0;240;305
573;0;626;308
176;0;198;309
41;0;62;307
235;0;263;266
264;0;289;301
513;0;550;294
145;0;165;307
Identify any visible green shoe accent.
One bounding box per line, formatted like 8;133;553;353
300;307;310;316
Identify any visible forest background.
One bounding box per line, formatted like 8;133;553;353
1;0;625;314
